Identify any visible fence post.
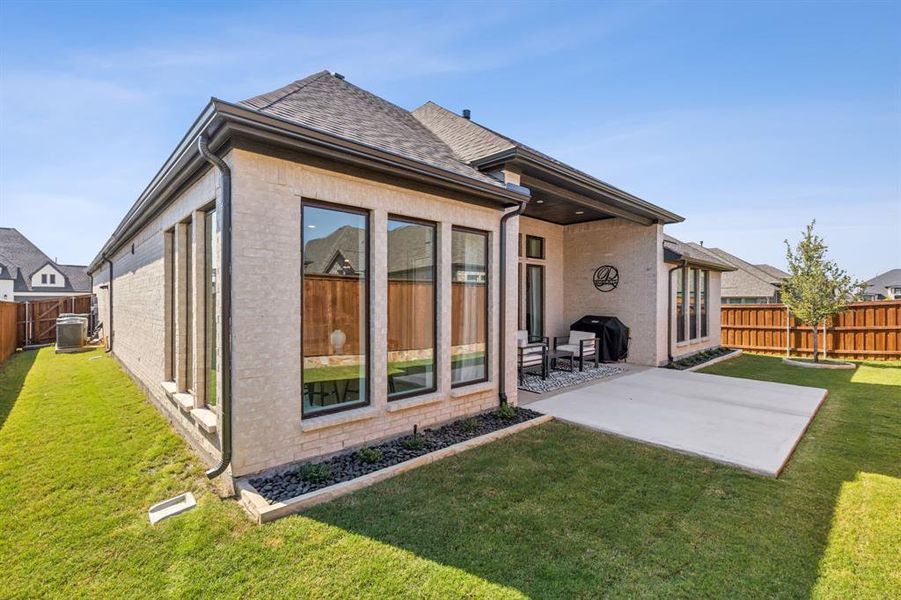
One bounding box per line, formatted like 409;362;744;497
785;306;791;357
822;320;827;360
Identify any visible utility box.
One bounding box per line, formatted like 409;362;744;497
56;314;88;351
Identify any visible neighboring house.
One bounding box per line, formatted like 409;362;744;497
691;246;788;304
89;70;729;484
861;269;901;301
0;227;91;302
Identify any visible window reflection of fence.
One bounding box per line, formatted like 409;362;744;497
302;274;485;356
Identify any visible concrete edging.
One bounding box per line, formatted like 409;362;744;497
685;349;744;372
237;414;554;523
782;357;856;370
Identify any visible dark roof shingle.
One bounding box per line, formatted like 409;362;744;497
240;72;504;188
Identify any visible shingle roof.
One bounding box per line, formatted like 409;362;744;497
865;268;901;297
0;227;90;294
662;235;734;271
240;71;504;188
754;264;789;281
412;101;654;204
698;247;785;299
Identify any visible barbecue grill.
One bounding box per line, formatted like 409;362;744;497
570;315;630;362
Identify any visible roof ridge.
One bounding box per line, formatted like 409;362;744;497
255;70;332;111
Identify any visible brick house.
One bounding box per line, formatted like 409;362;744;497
89;71;731;487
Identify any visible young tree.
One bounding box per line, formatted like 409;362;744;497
782;221;865;362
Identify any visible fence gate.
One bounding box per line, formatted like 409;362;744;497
16;295;94;347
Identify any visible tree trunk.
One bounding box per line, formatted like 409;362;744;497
811;326;819;363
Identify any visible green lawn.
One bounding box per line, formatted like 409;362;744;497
1;349;898;598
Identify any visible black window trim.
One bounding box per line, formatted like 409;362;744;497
450;225;490;389
525;234;545;260
386;213;439;402
300;199;372;419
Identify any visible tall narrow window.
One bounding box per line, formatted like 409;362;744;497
689;267;698;340
526;264;544;341
41;274;47;284
49;274;56;284
166;230;176;380
676;268;685;343
387;218;436;400
204;209;218;406
185;221;194;391
451;228;488;386
302;203;369;416
700;270;708;338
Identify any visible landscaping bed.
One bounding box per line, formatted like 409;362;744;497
668;346;738;370
249;406;542;504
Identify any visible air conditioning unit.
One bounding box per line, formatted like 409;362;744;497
57;315;88;350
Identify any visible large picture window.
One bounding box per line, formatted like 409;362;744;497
451;228;488;386
204;209;218;406
302;203;369;416
387;218;436;400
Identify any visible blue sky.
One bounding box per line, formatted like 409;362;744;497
1;0;898;278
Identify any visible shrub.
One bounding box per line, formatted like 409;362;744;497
356;447;383;464
461;417;481;433
400;434;424;450
300;463;331;483
497;404;516;420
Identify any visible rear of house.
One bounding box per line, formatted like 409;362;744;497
89;71;730;486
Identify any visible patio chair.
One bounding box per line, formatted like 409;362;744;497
517;330;548;382
554;330;599;371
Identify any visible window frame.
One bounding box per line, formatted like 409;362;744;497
300;199;372;419
203;207;218;408
450;225;490;389
386;214;438;402
525;235;545;260
41;274;47;284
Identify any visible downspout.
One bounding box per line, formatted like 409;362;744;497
498;194;529;406
104;256;114;353
666;260;687;364
197;134;233;480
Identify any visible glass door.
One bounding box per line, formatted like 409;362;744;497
525;264;544;342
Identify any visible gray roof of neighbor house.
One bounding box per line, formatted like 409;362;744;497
662;235;734;271
0;227;90;294
303;223;486;276
864;268;901;297
697;246;786;299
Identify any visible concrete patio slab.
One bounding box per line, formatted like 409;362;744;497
526;368;827;476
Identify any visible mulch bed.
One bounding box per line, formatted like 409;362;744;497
249;406;542;504
667;346;735;370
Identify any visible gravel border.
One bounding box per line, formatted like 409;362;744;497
249;407;543;504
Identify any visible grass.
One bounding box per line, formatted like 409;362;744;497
1;349;898;598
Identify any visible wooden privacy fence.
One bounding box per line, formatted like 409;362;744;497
721;301;901;360
0;301;17;364
303;275;485;356
16;295;94;347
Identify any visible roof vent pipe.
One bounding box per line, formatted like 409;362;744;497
462;109;471;120
333;72;345;80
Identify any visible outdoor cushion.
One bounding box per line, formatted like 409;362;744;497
558;330;596;356
557;344;596;356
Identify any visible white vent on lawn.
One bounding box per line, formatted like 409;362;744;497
148;492;196;525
